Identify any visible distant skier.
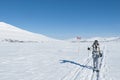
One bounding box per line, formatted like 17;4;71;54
88;40;102;72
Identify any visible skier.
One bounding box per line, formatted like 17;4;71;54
88;40;101;72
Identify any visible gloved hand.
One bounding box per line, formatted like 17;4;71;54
88;47;90;50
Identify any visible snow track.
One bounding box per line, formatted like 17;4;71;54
61;45;107;80
61;56;92;80
90;56;103;80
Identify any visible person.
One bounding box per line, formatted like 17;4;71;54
88;40;101;72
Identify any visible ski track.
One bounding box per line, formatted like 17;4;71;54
73;58;92;80
61;45;110;80
61;55;92;80
101;45;114;80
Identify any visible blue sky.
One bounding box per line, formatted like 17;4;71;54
0;0;120;39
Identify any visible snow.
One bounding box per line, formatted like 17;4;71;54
0;22;120;80
67;37;120;42
0;40;119;80
87;37;120;42
105;42;120;80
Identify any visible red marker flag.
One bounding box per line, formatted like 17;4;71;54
76;36;81;40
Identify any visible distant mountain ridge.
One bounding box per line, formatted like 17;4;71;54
66;36;120;42
0;22;57;42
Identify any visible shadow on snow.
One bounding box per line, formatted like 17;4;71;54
60;60;93;70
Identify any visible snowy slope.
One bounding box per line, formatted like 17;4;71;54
0;22;57;42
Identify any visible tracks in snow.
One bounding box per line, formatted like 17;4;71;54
61;56;92;80
90;55;103;80
61;45;107;80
